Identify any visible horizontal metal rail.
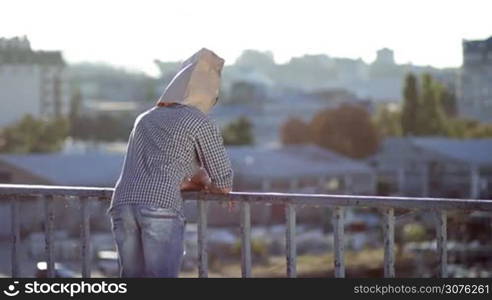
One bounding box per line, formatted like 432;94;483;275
1;184;492;210
2;183;492;279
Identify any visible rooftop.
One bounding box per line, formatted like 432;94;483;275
228;145;372;180
0;152;124;186
0;145;372;186
372;137;492;166
463;36;492;52
0;36;64;66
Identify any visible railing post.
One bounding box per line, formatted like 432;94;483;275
333;206;345;278
10;197;20;277
80;197;91;278
285;203;297;278
44;195;55;278
240;201;252;278
382;208;395;278
197;200;208;278
436;210;447;278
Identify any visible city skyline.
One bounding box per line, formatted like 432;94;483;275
2;0;492;75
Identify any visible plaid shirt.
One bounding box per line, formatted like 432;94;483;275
110;104;233;213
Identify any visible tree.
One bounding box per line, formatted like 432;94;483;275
401;73;419;136
69;113;134;142
382;72;492;139
441;88;457;117
68;88;83;129
375;105;402;137
417;74;448;135
222;117;254;145
466;123;492;137
0;115;68;153
447;119;492;138
66;88;134;142
53;75;63;118
280;117;310;145
309;105;380;158
400;73;453;137
144;79;157;103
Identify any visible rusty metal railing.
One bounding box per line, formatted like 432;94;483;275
1;183;492;278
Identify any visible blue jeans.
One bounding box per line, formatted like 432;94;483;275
110;204;185;278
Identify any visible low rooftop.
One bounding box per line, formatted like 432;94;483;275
0;145;371;186
371;137;492;166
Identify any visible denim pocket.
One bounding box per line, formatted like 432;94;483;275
109;205;129;224
110;211;126;239
138;206;185;221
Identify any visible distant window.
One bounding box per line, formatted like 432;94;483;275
0;171;12;183
324;177;340;191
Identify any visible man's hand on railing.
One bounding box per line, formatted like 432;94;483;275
180;168;211;191
204;185;231;194
181;168;232;192
180;167;235;211
200;173;236;212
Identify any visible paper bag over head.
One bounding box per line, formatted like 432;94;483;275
157;48;225;114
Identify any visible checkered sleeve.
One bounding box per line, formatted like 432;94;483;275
194;119;233;189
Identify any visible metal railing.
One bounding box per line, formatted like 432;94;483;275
1;183;492;278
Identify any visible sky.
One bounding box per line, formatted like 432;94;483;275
2;0;492;76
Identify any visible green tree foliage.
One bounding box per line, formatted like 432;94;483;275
387;72;492;139
447;119;492;138
70;113;134;142
67;89;133;142
440;88;457;117
416;74;448;135
401;73;419;135
374;105;402;137
69;89;83;127
222;116;254;145
0;115;68;153
280;117;310;144
309;105;380;158
144;79;158;103
467;123;492;137
401;72;450;136
280;105;380;158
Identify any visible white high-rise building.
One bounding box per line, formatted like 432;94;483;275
374;48;395;65
0;36;67;126
459;36;492;122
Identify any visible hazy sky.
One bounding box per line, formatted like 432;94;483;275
3;0;491;75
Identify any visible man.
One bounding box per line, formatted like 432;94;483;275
109;48;233;277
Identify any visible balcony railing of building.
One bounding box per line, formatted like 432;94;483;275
1;183;492;278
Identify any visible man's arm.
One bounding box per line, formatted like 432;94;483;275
194;120;233;194
180;179;204;191
180;167;210;191
180;167;231;193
